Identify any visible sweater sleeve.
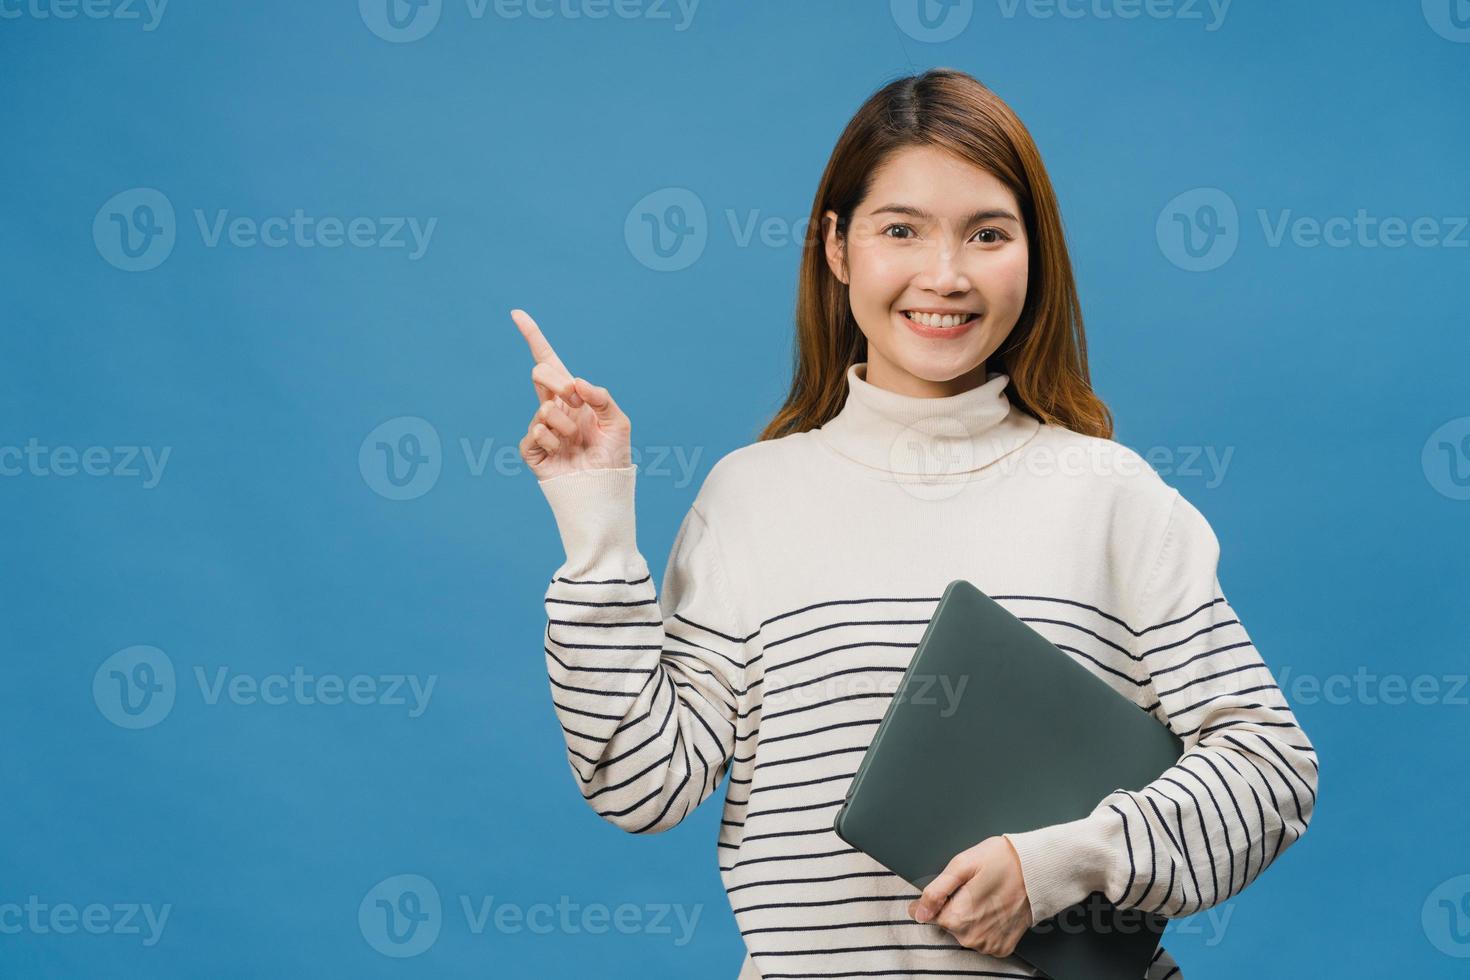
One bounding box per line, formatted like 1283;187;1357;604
1003;489;1319;924
536;464;751;835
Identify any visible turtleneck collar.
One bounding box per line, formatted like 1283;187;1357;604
814;361;1041;477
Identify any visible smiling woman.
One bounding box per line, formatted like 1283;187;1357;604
521;67;1317;980
765;68;1109;436
821;146;1031;391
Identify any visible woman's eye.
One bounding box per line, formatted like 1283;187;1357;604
974;228;1009;244
882;223;915;239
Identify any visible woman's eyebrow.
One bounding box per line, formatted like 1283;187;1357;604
869;203;1021;225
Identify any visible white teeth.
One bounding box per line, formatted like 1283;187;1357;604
904;311;975;328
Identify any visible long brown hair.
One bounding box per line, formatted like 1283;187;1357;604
758;68;1113;442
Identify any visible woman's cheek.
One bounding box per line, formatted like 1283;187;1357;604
848;268;900;319
980;248;1029;307
857;245;907;289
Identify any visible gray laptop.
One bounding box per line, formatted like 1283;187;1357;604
833;579;1183;980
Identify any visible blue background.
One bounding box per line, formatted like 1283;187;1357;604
3;0;1468;976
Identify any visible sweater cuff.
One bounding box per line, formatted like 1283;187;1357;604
1002;803;1119;925
535;465;640;573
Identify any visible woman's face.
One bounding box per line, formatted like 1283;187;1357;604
824;145;1029;398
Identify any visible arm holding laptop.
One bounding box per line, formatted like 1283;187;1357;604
912;489;1319;953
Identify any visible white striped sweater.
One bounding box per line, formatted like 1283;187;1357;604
536;362;1318;979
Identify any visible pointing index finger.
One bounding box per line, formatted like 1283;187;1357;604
511;308;570;375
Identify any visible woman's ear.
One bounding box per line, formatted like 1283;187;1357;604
822;210;848;285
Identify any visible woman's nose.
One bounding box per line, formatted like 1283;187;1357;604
918;245;972;294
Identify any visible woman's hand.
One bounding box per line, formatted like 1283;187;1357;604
908;836;1033;959
512;308;631;481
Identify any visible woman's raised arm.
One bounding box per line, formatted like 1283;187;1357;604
515;310;755;834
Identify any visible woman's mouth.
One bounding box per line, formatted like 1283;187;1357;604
899;309;981;338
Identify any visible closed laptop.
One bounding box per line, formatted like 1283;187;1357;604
833;579;1183;980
